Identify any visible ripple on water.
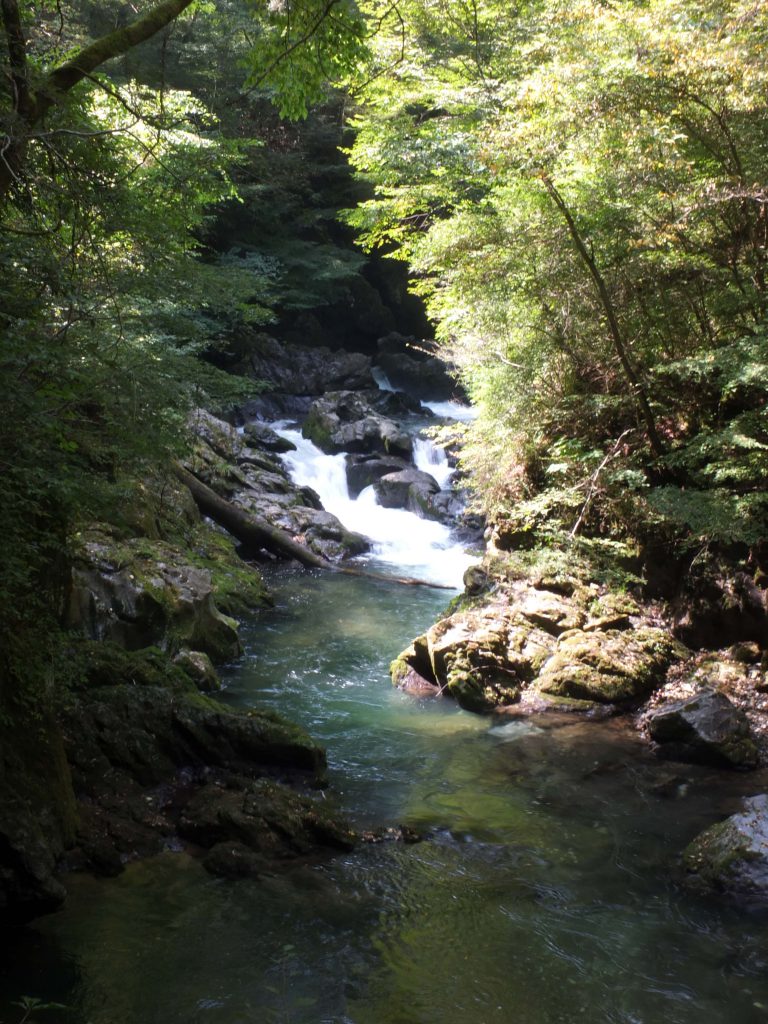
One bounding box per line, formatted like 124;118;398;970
5;570;768;1024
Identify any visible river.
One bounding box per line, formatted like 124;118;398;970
2;425;768;1024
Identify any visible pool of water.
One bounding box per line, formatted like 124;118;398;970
4;567;768;1024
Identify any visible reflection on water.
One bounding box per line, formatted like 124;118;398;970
4;570;768;1024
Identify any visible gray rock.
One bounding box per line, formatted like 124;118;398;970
243;421;297;454
345;453;412;497
302;390;413;457
66;535;241;662
240;335;375;394
373;468;441;519
646;688;758;769
376;333;457;401
684;794;768;898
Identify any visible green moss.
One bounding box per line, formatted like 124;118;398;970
186;524;271;617
71;641;196;694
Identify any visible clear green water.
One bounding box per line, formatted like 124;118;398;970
3;568;768;1024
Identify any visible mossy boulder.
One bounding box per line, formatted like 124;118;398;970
66;532;242;662
173;649;221;692
683;795;768;899
181;778;356;879
645;689;758;769
391;608;540;712
536;627;680;704
303;390;413;458
62;685;326;793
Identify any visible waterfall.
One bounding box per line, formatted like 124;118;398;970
413;435;454;490
422;398;478;422
274;425;473;587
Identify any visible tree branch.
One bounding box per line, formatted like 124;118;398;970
32;0;196;124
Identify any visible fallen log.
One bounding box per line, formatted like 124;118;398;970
174;463;331;570
174;463;455;590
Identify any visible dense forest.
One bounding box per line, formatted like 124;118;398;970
1;1;767;1020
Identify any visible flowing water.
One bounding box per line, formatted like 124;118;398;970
4;424;768;1024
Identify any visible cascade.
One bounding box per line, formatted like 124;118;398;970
274;425;473;587
413;434;454;490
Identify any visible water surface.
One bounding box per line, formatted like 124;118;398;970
4;568;768;1024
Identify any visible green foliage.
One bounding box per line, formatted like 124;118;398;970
243;0;369;118
344;0;768;560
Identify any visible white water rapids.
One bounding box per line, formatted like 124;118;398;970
273;425;475;588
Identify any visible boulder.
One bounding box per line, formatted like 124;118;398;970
373;468;441;519
683;794;768;899
302;390;413;458
346;454;412;497
391;609;537;712
181;778;355;879
536;627;679;704
173;649;221;692
645;689;758;769
66;534;242;662
243;420;297;454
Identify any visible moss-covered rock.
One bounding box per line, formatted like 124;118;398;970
683;794;768;899
62;685;326;793
173;649;221;691
536;627;680;704
66;532;243;662
182;778;356;879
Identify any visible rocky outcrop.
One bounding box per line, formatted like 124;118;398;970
302;389;418;458
66;533;242;662
392;574;683;713
375;333;457;401
55;645;354;883
683;794;768;900
236;334;375;395
672;557;768;649
188;410;369;562
0;711;77;924
645;689;758;769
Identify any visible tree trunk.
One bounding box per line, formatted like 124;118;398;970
174;463;333;570
542;175;666;459
0;0;195;201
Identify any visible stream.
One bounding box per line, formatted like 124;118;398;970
3;424;768;1024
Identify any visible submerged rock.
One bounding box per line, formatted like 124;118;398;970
683;794;768;899
183;778;355;879
645;689;758;769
